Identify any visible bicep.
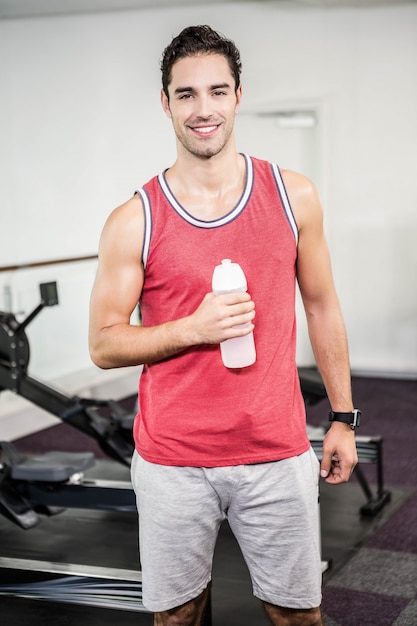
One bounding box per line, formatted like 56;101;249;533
283;170;338;310
89;196;145;333
297;222;336;311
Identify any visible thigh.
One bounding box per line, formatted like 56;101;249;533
131;451;224;613
228;448;322;610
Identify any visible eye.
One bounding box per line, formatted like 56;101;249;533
178;93;193;100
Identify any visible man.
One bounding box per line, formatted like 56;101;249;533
89;25;358;626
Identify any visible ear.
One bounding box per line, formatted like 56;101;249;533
160;89;172;118
235;84;243;113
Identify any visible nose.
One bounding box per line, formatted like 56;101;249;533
194;94;213;120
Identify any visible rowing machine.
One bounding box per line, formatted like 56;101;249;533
0;282;134;467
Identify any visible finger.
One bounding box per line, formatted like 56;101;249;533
320;452;333;479
217;291;252;305
326;459;353;484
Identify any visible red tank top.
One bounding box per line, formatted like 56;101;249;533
133;155;309;467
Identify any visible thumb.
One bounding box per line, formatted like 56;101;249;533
320;450;332;479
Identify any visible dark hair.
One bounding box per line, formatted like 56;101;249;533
160;25;242;99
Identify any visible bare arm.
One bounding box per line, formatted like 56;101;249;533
88;194;255;369
283;170;358;484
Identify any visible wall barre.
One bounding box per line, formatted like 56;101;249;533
0;255;98;273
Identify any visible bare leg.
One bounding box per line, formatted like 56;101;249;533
154;587;210;626
263;602;323;626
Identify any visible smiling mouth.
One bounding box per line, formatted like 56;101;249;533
191;125;219;135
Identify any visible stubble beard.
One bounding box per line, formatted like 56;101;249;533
176;119;234;161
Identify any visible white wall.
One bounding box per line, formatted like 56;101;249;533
1;2;416;406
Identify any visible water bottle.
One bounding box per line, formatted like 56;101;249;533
212;259;256;368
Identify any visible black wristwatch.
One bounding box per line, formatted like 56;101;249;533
329;409;361;430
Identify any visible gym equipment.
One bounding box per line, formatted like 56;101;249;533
308;427;391;516
299;367;391;516
0;281;138;528
0;282;135;467
0;440;135;529
0;282;179;619
299;366;391;516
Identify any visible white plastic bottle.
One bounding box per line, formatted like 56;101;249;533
212;259;256;368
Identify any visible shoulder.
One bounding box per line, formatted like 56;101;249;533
280;169;323;231
281;169;319;204
99;194;145;259
104;194;143;231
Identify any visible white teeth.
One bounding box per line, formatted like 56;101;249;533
195;126;217;133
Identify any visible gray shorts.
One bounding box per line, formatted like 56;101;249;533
131;448;322;612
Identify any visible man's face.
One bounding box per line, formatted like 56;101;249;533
161;53;242;160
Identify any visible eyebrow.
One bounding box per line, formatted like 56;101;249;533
174;83;232;95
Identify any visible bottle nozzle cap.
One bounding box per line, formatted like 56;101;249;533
212;259;247;292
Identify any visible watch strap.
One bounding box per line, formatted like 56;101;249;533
329;409;361;429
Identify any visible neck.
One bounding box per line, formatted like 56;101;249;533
167;143;243;196
164;147;246;222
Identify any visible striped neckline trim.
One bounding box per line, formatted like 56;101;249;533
157;153;253;229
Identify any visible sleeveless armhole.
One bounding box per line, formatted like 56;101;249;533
270;163;299;245
135;188;152;270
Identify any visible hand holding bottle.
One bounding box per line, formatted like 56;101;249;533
212;259;256;368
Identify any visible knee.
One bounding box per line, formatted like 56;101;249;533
262;602;323;626
154;588;210;626
154;608;197;626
